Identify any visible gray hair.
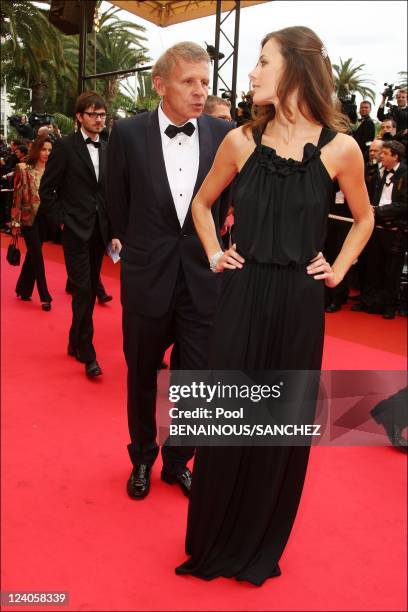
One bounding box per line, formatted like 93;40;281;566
204;95;231;114
152;41;210;80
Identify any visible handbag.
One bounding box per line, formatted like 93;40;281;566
6;234;21;266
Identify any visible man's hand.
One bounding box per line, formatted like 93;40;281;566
111;238;122;253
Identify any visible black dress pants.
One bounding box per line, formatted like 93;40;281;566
62;221;105;363
16;217;52;303
123;266;214;472
363;228;405;311
66;275;108;299
324;218;350;306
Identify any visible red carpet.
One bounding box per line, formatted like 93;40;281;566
1;237;407;611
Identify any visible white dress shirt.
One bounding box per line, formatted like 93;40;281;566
158;104;199;227
81;127;100;181
379;162;400;206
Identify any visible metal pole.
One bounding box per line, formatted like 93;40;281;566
212;0;221;95
230;0;241;120
78;0;88;95
3;77;7;138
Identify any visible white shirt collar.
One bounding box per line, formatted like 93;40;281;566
81;127;99;143
158;104;197;142
387;162;400;174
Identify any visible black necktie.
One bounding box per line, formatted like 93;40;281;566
85;137;101;148
164;122;195;139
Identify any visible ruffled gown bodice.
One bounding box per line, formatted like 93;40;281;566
232;127;336;265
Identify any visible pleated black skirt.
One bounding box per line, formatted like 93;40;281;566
176;262;325;585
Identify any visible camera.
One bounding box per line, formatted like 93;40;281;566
382;132;393;141
382;83;396;102
28;112;54;128
338;93;357;123
220;89;232;102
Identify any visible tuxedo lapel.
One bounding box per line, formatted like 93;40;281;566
98;140;107;185
74;131;98;182
146;110;180;229
194;114;213;198
181;114;214;230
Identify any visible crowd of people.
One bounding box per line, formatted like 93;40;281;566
1;28;407;585
324;92;407;319
2;88;406;320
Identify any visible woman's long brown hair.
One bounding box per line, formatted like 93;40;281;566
26;136;52;166
247;26;349;135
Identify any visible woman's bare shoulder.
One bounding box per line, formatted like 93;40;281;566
326;132;361;156
219;125;256;167
222;125;254;146
324;132;364;172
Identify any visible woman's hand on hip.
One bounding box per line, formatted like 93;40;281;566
307;252;341;287
215;244;245;272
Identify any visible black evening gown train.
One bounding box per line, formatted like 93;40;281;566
176;127;337;586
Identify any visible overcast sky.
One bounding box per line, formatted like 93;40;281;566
102;0;407;109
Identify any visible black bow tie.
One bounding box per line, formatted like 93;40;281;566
164;122;195;139
386;168;395;175
85;137;101;148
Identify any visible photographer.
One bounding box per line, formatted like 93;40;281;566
365;139;383;201
378;118;397;140
353;100;375;159
16;115;34;140
377;87;407;137
236;91;253;126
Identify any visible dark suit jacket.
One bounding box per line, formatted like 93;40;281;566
353;117;375;155
38;131;111;244
373;162;407;230
106;109;234;317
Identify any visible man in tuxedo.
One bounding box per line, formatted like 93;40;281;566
352;140;407;318
353;100;375;159
106;42;233;500
39;91;121;377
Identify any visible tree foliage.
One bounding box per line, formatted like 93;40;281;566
332;58;376;103
1;0;151;119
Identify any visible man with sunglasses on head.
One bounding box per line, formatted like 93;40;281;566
39;91;121;377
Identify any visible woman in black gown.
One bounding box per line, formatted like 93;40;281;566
175;26;374;585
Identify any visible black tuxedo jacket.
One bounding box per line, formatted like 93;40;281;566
373;162;407;230
38;131;111;244
353;117;375;155
106;109;234;317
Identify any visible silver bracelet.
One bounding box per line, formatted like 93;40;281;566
209;250;224;273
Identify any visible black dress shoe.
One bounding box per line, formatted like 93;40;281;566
16;293;31;301
85;360;102;377
325;303;341;313
97;293;113;304
161;467;192;497
350;303;364;312
67;344;78;358
381;423;408;452
350;303;379;314
41;302;52;311
127;465;151;499
382;309;396;320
